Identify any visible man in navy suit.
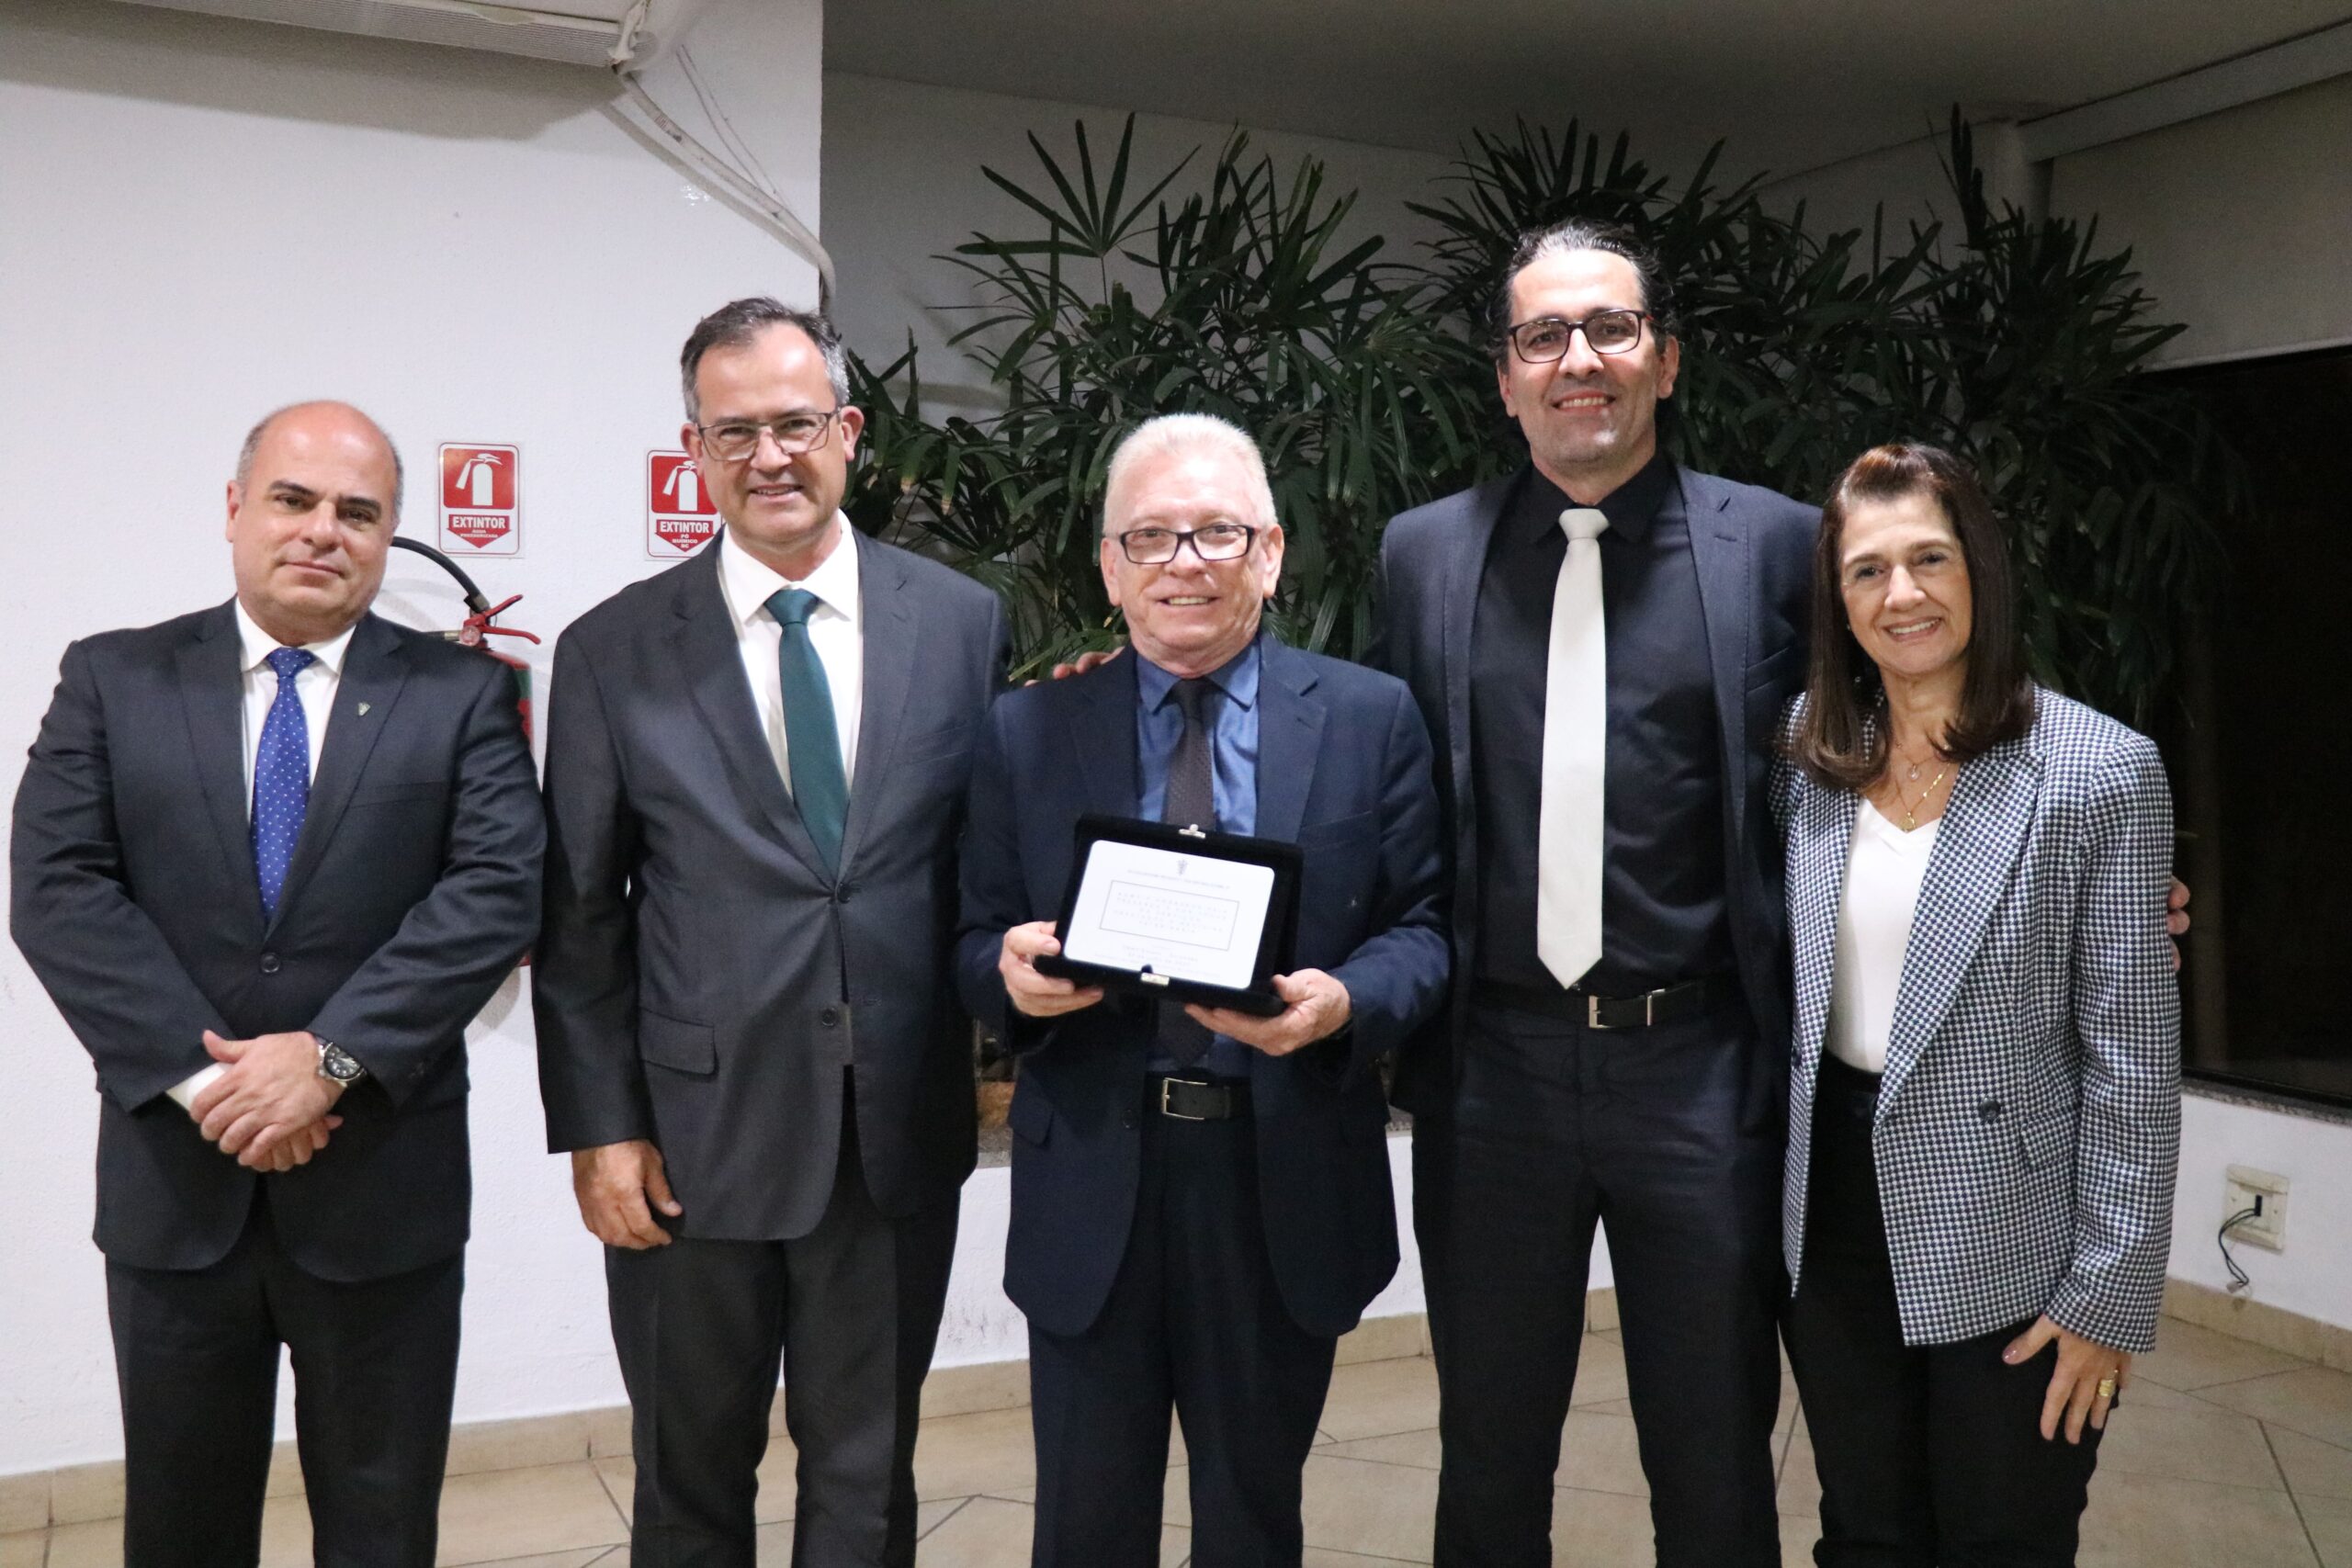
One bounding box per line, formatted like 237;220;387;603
11;401;544;1565
1372;220;1816;1567
958;413;1448;1567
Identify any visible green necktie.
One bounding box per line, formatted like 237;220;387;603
765;587;848;873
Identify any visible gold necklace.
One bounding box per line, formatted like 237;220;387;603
1890;763;1950;829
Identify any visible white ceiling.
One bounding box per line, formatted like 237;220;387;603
826;0;2352;180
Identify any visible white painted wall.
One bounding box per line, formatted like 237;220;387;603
2168;1092;2352;1331
0;0;830;1475
2049;73;2352;366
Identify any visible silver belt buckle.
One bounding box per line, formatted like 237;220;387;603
1586;993;1611;1030
1159;1078;1211;1121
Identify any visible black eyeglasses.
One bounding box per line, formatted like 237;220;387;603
1506;310;1650;363
1114;523;1258;565
695;408;843;462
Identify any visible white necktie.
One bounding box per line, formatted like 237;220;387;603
1538;506;1609;988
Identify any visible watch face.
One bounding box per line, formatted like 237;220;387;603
321;1046;364;1082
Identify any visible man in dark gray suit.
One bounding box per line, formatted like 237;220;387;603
534;299;1010;1566
12;400;545;1566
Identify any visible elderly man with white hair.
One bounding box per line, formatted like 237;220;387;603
957;413;1450;1566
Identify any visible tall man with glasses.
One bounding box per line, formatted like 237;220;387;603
960;413;1447;1565
12;401;544;1565
535;298;1010;1566
1372;220;1816;1567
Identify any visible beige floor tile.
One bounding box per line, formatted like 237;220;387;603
47;1462;123;1528
459;1551;611;1567
0;1529;45;1568
1556;1410;1647;1499
2077;1472;2318;1568
1566;1336;1631;1408
1547;1485;1657;1568
911;1407;1036;1502
2304;1492;2352;1568
1778;1429;1820;1517
1159;1524;1190;1565
44;1518;118;1568
920;1360;1032;1421
1318;1358;1444;1442
1300;1551;1425;1566
1336;1318;1428;1367
1320;1427;1442;1471
2097;1400;2286;1490
591;1456;634;1523
2202;1368;2352;1451
1779;1510;1820;1567
259;1494;315;1568
915;1495;1032;1567
2135;1318;2313;1392
983;1483;1038;1505
434;1461;628;1565
0;1473;47;1536
586;1405;634;1460
1300;1455;1441;1562
2111;1373;2220;1412
266;1439;305;1500
2273;1426;2352;1501
752;1437;799;1525
447;1414;594;1479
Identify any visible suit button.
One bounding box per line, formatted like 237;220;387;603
259;953;281;975
834;884;853;905
1978;1101;2004;1122
820;1007;841;1029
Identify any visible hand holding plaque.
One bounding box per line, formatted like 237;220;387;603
1032;815;1303;1016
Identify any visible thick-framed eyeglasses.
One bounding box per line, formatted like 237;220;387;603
695;408;843;463
1507;310;1650;363
1115;523;1258;565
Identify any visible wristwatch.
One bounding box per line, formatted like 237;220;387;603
316;1040;368;1087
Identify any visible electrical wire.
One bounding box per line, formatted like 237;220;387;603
2218;1202;2264;1292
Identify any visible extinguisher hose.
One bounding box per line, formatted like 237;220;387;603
390;536;493;617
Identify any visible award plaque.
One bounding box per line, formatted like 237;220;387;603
1032;814;1303;1016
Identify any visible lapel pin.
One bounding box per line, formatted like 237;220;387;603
356;702;372;716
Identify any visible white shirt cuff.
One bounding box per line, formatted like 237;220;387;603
167;1063;227;1113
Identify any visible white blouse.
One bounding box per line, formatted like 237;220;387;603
1825;801;1940;1074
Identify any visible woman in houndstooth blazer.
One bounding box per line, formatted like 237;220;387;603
1772;443;2181;1566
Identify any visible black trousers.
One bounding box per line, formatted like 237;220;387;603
105;1191;464;1568
1783;1055;2103;1568
606;1106;959;1568
1028;1100;1336;1568
1415;1000;1785;1568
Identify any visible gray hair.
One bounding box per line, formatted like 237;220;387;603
234;401;405;515
680;297;850;421
1487;217;1680;364
1102;412;1279;535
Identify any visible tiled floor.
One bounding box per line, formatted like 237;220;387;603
9;1314;2351;1565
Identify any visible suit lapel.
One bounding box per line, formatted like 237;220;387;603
1254;639;1325;843
1066;650;1141;818
1787;781;1860;1069
1878;740;2042;1107
176;602;263;924
1440;476;1516;805
1681;468;1753;852
838;531;910;874
271;615;408;934
673;536;831;879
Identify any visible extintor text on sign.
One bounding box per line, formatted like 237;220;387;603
646;450;718;559
439;444;521;557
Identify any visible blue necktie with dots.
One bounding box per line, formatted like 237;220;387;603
764;588;849;874
252;646;315;922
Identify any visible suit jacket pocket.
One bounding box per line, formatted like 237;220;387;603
1744;641;1804;694
1297;807;1377;848
349;780;450;807
2016;1111;2075;1172
899;718;978;766
1008;1082;1054;1147
640;1010;717;1076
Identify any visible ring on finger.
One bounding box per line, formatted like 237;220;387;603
2096;1376;2119;1400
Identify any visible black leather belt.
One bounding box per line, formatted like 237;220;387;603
1150;1075;1251;1121
1472;975;1738;1031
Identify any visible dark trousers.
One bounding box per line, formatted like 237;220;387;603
1415;1000;1785;1568
1028;1101;1336;1568
606;1109;959;1568
105;1192;464;1568
1784;1055;2103;1568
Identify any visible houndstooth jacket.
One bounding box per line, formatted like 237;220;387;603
1773;686;2181;1352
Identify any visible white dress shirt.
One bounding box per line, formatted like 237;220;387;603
169;603;358;1112
717;521;865;792
1824;801;1940;1075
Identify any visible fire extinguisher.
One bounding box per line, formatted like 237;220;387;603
388;537;541;735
